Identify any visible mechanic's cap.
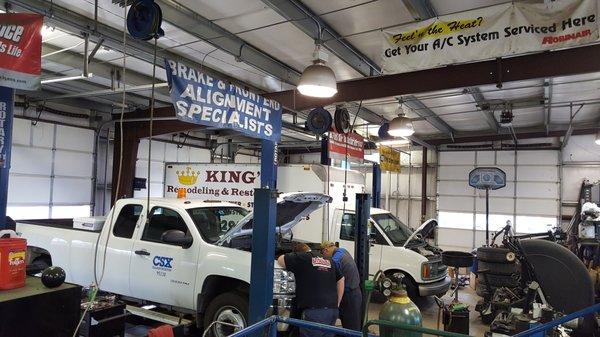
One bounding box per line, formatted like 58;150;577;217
321;241;336;249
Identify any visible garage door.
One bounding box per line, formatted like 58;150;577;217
436;150;559;251
7;118;95;219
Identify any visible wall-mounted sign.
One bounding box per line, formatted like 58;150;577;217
328;131;364;163
378;145;400;173
0;14;43;90
165;59;282;142
381;0;598;74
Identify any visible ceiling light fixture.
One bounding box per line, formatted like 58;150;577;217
595;130;600;145
388;101;415;137
297;44;337;98
377;139;410;147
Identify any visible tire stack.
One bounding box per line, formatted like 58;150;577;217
475;246;520;297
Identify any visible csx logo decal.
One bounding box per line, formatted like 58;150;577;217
153;256;173;269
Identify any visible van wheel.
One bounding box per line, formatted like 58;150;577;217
203;292;248;337
28;256;51;276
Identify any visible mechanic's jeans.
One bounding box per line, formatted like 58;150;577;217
339;288;362;331
300;308;339;337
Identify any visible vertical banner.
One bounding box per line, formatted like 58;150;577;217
381;0;598;74
379;146;401;172
328;131;364;163
164;59;282;142
0;14;43;90
0;87;13;228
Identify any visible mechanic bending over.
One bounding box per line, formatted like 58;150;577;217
321;241;362;331
277;243;345;337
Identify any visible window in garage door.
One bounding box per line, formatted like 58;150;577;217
437;150;559;250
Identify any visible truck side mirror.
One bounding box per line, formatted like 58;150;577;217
161;229;193;248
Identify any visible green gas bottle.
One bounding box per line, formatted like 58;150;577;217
379;288;423;337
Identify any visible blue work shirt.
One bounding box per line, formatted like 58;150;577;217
331;248;360;291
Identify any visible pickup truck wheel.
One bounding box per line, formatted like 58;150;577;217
204;292;248;337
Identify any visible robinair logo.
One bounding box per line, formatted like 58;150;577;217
8;251;25;266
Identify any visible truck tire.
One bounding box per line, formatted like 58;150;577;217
478;261;519;275
203;292;248;337
477;247;515;263
27;256;51;276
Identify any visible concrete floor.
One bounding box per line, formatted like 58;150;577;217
365;286;488;336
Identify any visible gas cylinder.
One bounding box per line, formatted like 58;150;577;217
379;288;422;337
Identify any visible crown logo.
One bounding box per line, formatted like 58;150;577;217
176;167;200;185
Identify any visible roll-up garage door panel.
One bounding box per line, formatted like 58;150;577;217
54;151;93;177
134;182;164;198
395;199;409;224
497;151;516;165
516;182;558;198
561;167;599;201
562;135;600;162
177;147;191;162
476;151;495;165
437;228;474;251
473;182;515;197
189;147;211;162
164;143;178;162
475;197;514;214
438;196;474;212
55;125;94;152
496;166;515;181
439;151;475;165
11;147;52;175
53;178;92;203
12;119;30;146
517;166;558;182
8;176;51;203
138;140;166;161
31;123;54;148
438;166;473;180
135;160;165;182
438;180;473;196
409;201;422;228
515;198;558;216
397;173;409;195
517;151;558;165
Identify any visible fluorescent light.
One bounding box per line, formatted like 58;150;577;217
297;45;337;98
595;131;600;145
377;139;410;146
388;115;414;137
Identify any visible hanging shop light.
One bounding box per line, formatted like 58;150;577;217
297;44;337;98
388;102;415;137
595;130;600;145
376;139;410;147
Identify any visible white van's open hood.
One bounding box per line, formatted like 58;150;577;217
403;218;438;248
216;192;332;245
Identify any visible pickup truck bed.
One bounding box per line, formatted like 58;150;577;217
17;218;102;233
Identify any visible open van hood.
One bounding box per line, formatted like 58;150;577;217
216;192;332;246
403;219;438;248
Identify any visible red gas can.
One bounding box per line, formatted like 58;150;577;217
0;236;27;290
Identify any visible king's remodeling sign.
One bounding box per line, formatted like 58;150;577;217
165;60;282;142
382;0;598;74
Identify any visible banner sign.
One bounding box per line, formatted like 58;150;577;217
382;0;598;74
328;131;364;163
165;59;282;142
0;14;43;90
164;163;261;209
378;146;400;173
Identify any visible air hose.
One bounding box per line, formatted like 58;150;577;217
362;270;384;327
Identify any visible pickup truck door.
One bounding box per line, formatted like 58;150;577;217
335;211;384;276
129;206;199;309
96;202;144;296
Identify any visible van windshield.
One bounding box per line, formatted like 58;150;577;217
372;213;414;246
187;207;248;243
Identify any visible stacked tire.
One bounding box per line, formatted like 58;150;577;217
475;246;520;297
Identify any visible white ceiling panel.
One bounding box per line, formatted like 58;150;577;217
511;107;545;128
302;0;413;36
413;120;442;135
479;79;545;101
430;0;507;16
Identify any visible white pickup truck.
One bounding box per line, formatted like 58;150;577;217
17;192;330;337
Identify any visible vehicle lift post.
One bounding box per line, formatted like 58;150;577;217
249;140;278;325
372;164;381;208
354;193;371;323
0;87;14;230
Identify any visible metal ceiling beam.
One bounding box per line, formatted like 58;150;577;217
5;0;263;93
464;87;499;133
264;45;600;111
402;0;437;21
403;95;455;137
544;79;553;135
260;0;381;76
155;0;301;85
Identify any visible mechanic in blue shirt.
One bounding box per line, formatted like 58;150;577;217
321;241;362;331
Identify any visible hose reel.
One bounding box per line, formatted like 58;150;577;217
126;0;165;41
